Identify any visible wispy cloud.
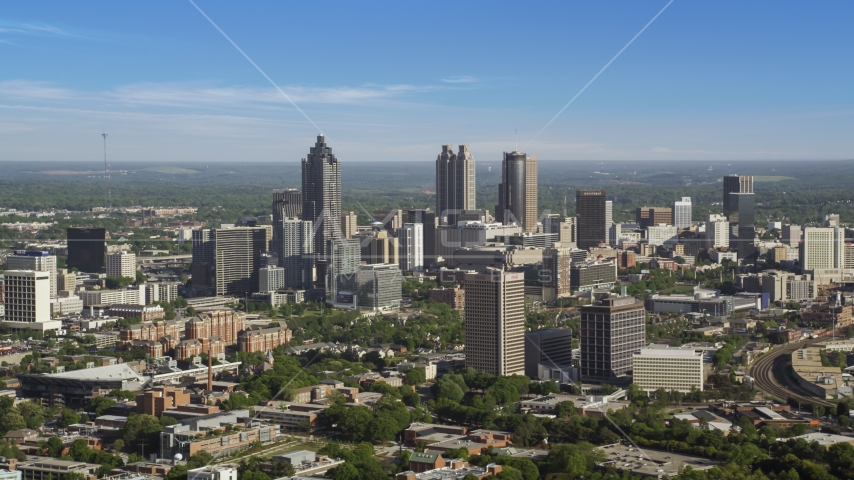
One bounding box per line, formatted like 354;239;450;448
441;76;477;84
0;20;74;37
0;80;442;109
0;80;76;101
649;146;712;155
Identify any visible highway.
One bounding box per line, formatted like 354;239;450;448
749;337;837;409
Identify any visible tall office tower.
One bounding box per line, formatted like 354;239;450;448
326;238;361;300
56;269;77;293
397;223;424;272
302;135;341;288
576;190;607;250
356;228;399;265
281;218;314;289
340;211;358;239
579;296;645;382
636;207;673;228
724;175;755;258
272;188;302;257
213;227;268;296
824;214;841;228
2;270;60;333
6;251;57;297
435;144;476;225
646;225;679;246
524;328;573;379
706;214;730;249
801;227;845;270
525;156;538;233
106;251;136;279
673;197;692;229
191;228;215;288
66;227;106;273
783;224;801;246
464;269;525;376
259;266;285;292
609;223;622;248
722;174;745;218
542;244;572;301
559;217;578;247
373;209;403;234
544;214;576;242
356;263;403;311
407;209;437;265
496;151;525;229
604;200;613;232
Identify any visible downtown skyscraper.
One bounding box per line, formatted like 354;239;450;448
464;269;525;376
496;151;538;233
576;190;607;249
302;135;341;289
723;175;756;259
271;188;302;259
435;145;476;225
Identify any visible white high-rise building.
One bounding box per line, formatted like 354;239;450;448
80;285;145;306
633;347;703;393
646;225;678;246
397;223;424;272
801;227;845;271
673;197;692;230
609;223;622;248
6;251;57;297
464;269;525;376
2;270;61;332
706;214;729;249
106;251;137;278
144;282;179;304
259;266;285;292
604;200;613;233
281;218;314;289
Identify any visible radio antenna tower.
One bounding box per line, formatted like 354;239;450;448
102;132;111;209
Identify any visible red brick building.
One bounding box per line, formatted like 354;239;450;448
110;304;166;322
120;319;184;343
618;251;636;269
174;337;227;361
239;326;292;353
127;340;163;358
136;387;191;416
429;285;465;310
185;311;247;345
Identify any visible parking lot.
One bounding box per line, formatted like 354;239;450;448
598;443;720;477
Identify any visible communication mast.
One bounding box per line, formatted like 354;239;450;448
103;132;111;209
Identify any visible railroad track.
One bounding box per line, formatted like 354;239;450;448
749;337;837;409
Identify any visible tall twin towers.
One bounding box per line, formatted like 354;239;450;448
435;145;537;231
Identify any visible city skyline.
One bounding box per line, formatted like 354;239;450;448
2;2;854;163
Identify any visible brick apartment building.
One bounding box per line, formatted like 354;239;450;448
110;304;165;322
185;311;247;345
137;387;190;416
174;337;227;361
239;326;292;352
120;319;184;343
429;285;465;309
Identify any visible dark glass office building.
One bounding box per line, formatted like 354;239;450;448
576;190;607;250
66;227;106;273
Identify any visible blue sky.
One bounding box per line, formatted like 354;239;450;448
1;1;853;163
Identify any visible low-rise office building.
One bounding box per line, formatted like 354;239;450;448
632;347;704;393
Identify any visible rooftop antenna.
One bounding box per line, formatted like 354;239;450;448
515;129;518;152
102;132;111;209
563;195;567;217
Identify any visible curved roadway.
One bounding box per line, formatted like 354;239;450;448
749;337;837;409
